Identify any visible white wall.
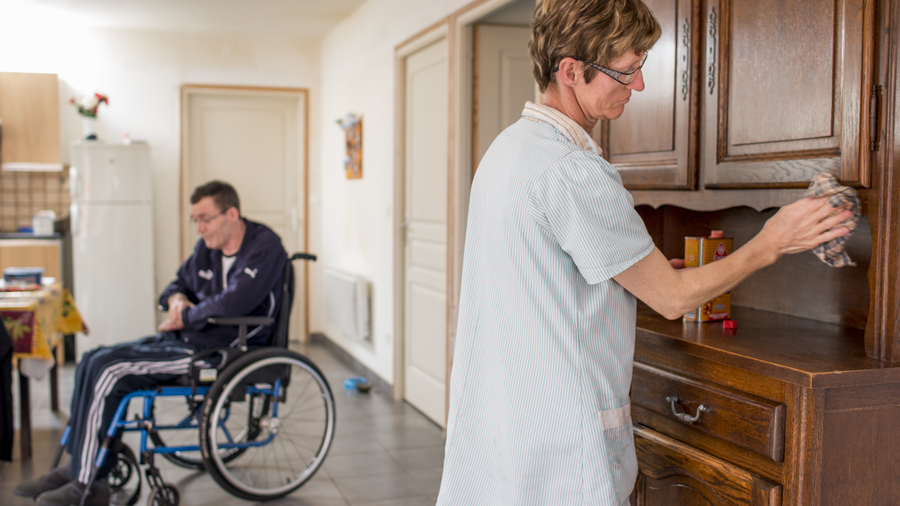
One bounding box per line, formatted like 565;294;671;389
0;6;321;307
314;0;474;384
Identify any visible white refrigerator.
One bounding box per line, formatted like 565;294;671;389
70;142;156;354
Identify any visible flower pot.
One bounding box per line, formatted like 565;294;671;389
82;117;98;141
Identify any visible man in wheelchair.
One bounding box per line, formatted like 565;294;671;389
15;180;287;506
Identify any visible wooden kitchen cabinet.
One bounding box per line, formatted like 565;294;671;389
597;0;875;191
621;0;900;503
594;0;699;189
0;72;62;172
630;307;900;505
633;427;782;506
0;239;62;280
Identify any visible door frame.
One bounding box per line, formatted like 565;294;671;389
179;84;311;341
392;0;533;422
393;19;452;403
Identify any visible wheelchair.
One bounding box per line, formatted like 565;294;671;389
51;253;336;506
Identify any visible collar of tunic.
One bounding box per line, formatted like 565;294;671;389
521;101;603;157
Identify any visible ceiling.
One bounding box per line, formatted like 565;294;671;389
5;0;370;38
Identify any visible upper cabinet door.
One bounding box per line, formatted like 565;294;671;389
703;0;875;188
593;0;699;190
0;72;62;172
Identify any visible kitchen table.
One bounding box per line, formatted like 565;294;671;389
0;281;86;459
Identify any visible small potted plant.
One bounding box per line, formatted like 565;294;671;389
69;93;109;140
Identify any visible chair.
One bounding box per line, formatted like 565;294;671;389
52;253;335;506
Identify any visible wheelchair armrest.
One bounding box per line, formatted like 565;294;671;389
206;316;275;350
206;316;276;327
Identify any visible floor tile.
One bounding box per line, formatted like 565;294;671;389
389;446;445;471
332;472;427;503
323;449;405;478
408;467;444;497
326;433;386;456
351;495;437;506
371;426;445;450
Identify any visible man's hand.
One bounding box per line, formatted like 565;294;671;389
159;294;194;332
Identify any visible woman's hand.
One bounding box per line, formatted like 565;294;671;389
756;197;853;259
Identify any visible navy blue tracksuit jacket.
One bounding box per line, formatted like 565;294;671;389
158;219;288;348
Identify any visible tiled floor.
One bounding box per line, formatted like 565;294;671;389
1;340;445;505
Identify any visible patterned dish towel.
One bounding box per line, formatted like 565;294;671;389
803;173;861;267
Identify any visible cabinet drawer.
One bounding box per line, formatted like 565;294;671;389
631;363;785;461
634;425;781;506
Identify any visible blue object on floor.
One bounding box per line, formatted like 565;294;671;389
344;376;368;391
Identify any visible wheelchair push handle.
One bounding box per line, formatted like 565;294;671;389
291;252;317;262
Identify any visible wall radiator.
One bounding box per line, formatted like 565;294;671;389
323;267;371;341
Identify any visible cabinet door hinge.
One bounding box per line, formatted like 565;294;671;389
870;84;881;152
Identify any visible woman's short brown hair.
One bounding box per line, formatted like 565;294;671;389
529;0;662;93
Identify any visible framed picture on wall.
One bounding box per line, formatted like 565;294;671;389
338;114;362;179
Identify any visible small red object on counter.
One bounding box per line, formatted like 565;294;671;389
723;319;737;330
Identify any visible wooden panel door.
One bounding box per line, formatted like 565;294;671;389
473;24;534;171
183;87;308;340
633;426;782;506
702;0;875;188
594;0;699;189
403;38;449;427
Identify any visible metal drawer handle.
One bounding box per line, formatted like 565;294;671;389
666;396;711;423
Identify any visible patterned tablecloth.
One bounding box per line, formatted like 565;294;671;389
0;282;86;377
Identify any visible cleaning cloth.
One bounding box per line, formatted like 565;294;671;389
802;173;861;267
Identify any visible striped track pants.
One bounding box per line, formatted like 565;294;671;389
65;333;197;484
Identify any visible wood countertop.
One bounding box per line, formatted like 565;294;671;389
635;305;900;389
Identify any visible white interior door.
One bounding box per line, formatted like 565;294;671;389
473;24;534;168
404;38;448;427
183;88;307;341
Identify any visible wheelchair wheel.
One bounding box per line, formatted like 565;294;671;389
108;450;134;490
147;484;179;506
199;347;335;501
107;442;142;506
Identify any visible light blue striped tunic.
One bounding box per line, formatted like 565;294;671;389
437;104;654;506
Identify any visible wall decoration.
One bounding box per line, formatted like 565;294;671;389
337;113;362;179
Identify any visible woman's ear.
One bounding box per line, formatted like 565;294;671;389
556;57;581;88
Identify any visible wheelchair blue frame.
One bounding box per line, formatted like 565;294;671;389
68;380;283;473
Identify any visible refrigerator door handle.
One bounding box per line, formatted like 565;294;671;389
70;203;80;236
70;166;81;200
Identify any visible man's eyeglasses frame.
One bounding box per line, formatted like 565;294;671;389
188;212;225;225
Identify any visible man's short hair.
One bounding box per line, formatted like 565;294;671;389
190;181;241;215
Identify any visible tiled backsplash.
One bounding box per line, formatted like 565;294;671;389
0;169;70;232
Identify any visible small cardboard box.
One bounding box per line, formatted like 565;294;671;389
683;234;732;322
